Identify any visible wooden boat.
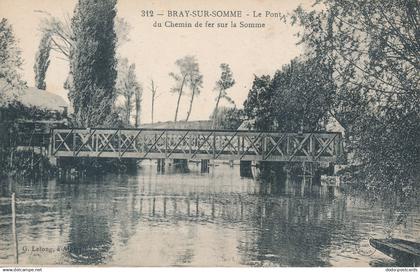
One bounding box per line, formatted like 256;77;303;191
369;238;420;266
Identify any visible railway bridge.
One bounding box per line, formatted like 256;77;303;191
50;128;343;163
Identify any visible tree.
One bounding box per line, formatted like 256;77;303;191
69;0;117;127
36;11;131;95
292;0;420;193
210;106;244;130
243;75;274;131
0;18;25;95
169;55;199;122
37;11;131;60
116;58;141;126
37;11;134;127
212;63;235;128
37;12;72;59
185;73;203;122
292;0;420;128
34;32;52;90
149;79;158;124
134;84;142;128
271;58;334;132
243;57;333;132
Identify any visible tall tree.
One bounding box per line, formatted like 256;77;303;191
116;58;141;126
169;55;199;122
149;79;158;124
37;11;131;60
185;66;203;121
0;18;25;94
34;32;52;90
36;12;72;61
134;84;142;128
69;0;117;127
213;63;235;128
36;11;131;95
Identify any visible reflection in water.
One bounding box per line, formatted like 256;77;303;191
0;161;419;266
66;180;113;264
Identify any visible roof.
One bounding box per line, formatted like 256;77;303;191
0;79;68;112
19;86;68;111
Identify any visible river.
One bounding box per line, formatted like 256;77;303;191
1;162;419;266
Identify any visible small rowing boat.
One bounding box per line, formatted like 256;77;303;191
369;238;420;266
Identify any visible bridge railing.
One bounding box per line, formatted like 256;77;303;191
50;128;343;162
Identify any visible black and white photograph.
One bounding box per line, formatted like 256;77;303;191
0;0;419;270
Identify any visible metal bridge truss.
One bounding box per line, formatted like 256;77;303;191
51;128;342;162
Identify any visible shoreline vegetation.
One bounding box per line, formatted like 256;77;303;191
1;0;419;199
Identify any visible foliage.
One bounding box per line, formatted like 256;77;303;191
210;106;244;130
69;0;117;127
116;57;142;126
0;18;26;95
134;85;142;128
185;64;203;121
243;57;334;132
291;0;420;193
0;101;64;178
273;58;334;132
243;75;274;131
351;107;420;195
34;32;52;90
212;63;235;127
1;100;66;121
169;55;201;122
37;12;72;58
37;11;131;60
36;10;132;101
149;79;158;124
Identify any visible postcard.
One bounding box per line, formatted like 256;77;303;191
0;0;419;270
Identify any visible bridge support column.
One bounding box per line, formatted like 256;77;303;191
240;160;253;177
48;156;57;167
313;163;321;185
157;159;165;173
200;159;209;173
174;159;188;168
302;162;321;185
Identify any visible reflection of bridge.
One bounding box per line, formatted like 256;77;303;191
51;129;342;162
51;128;342;162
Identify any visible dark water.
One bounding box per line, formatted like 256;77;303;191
0;162;419;266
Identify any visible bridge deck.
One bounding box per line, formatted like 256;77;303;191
51;128;343;162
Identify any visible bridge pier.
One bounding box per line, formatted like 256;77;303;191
240;160;253;177
173;159;188;167
200;159;209;173
301;162;321;185
157;159;165;173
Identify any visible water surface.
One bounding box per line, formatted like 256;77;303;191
1;162;419;266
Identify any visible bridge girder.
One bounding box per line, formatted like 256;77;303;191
51;128;343;163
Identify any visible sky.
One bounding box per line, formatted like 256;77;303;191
0;0;313;123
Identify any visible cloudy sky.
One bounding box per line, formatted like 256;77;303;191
0;0;313;123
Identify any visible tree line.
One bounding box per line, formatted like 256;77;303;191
242;0;419;195
32;5;238;128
